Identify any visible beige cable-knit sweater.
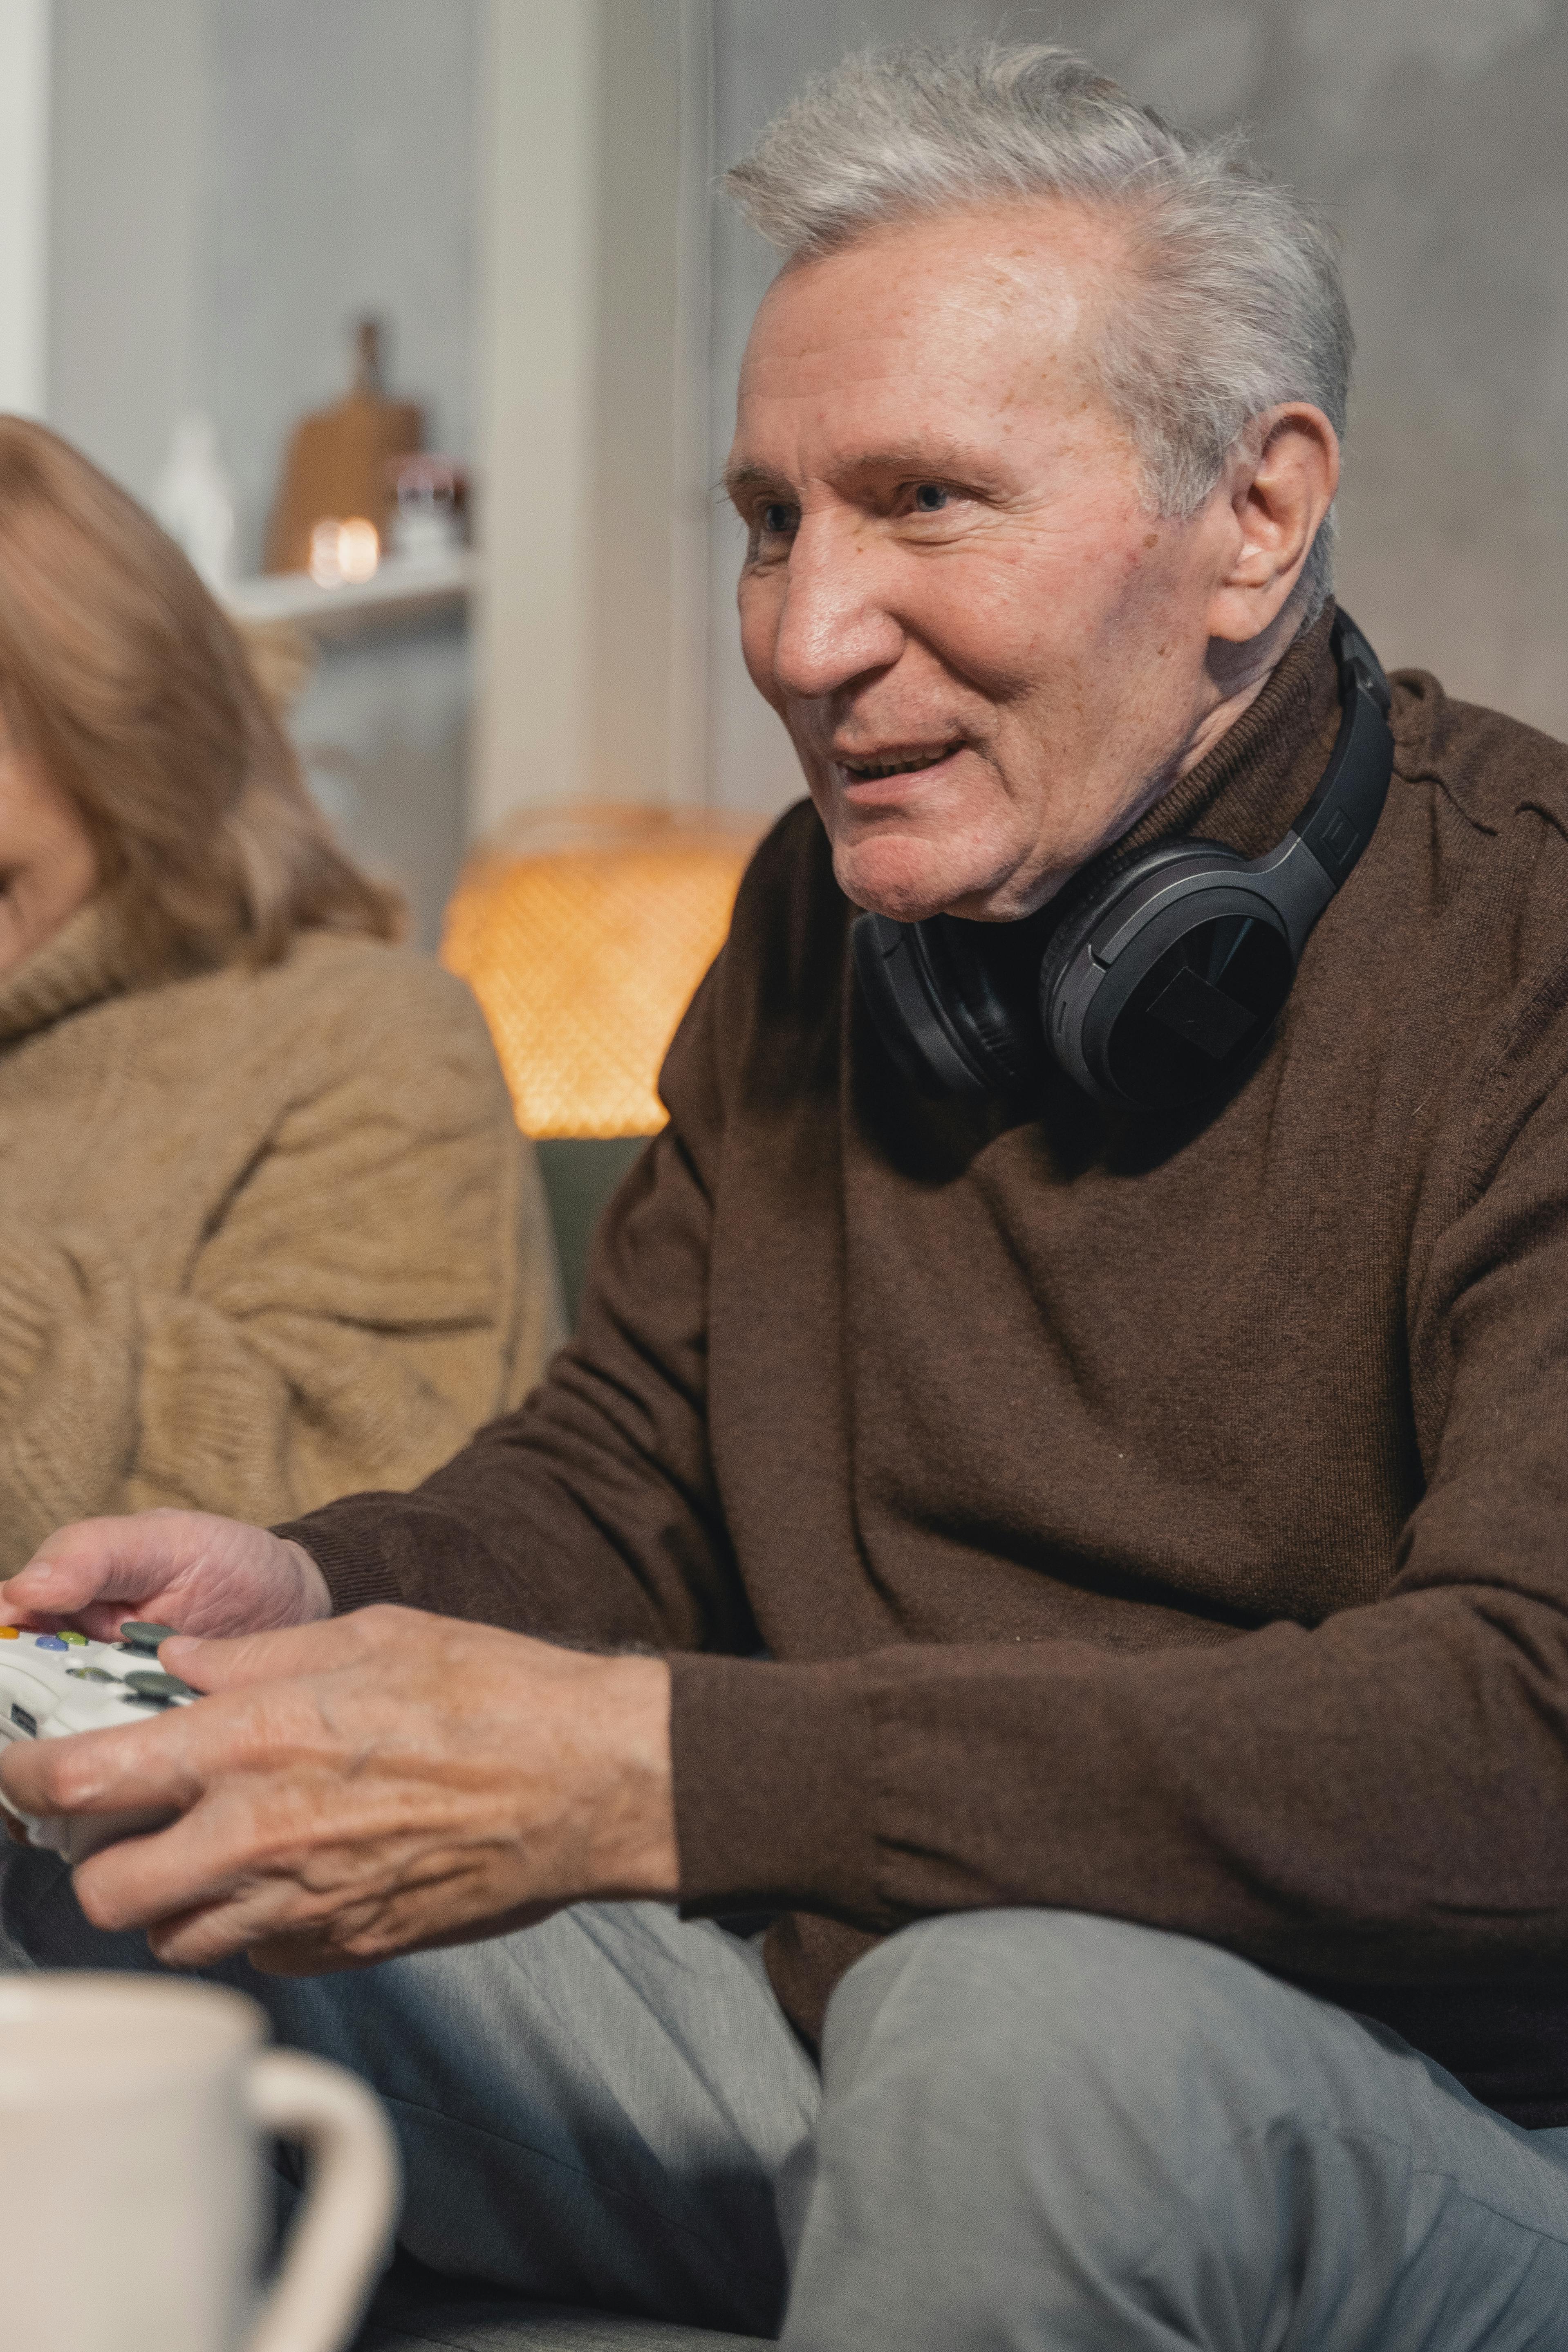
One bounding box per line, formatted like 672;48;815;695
0;900;564;1575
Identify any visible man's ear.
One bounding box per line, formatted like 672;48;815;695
1206;404;1340;645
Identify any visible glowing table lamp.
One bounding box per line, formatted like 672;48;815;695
441;804;765;1140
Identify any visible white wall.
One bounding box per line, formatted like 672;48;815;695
0;0;51;418
42;0;483;945
472;0;602;832
48;0;480;549
209;0;481;575
471;0;714;831
47;0;208;497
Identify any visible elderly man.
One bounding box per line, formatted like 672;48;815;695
4;40;1568;2350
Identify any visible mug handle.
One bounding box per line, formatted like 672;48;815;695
242;2048;402;2352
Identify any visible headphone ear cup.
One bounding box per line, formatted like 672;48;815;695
851;913;1042;1097
1035;842;1219;1074
1035;880;1116;1059
1038;842;1295;1109
929;917;1046;1093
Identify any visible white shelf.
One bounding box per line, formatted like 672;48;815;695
223;547;477;640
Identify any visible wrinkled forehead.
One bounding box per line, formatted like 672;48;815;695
734;199;1126;445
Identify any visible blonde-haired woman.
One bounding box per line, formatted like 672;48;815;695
0;418;562;1574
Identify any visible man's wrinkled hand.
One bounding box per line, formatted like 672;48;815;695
0;1606;677;1973
0;1510;331;1643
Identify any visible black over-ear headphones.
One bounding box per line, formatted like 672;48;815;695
851;612;1394;1114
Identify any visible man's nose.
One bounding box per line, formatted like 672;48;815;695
767;515;905;703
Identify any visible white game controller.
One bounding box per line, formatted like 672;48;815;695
0;1622;195;1865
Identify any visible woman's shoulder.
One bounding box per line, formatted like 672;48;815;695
271;929;486;1025
211;931;509;1101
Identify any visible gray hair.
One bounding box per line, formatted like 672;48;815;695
726;42;1351;622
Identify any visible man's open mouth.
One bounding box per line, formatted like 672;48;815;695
838;744;959;783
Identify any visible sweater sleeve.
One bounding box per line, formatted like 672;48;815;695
0;1228;142;1561
668;970;1568;1985
276;951;759;1654
0;972;564;1571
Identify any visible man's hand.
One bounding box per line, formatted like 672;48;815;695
0;1606;678;1973
0;1510;332;1642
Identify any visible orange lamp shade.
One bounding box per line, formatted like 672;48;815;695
440;804;765;1139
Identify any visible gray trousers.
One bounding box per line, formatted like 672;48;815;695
6;1848;1568;2348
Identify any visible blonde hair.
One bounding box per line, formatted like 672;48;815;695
0;416;403;972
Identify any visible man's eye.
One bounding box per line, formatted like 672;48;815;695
761;502;796;535
912;483;950;513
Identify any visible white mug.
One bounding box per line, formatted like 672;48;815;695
0;1972;401;2352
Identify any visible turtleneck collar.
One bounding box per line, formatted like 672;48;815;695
0;896;139;1047
1100;602;1342;878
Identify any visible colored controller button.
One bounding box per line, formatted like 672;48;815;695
124;1671;196;1701
118;1623;178;1655
59;1631;86;1646
0;1628;16;1641
33;1635;67;1652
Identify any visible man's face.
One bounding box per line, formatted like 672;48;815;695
728;202;1245;923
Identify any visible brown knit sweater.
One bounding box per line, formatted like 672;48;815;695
0;907;564;1575
285;611;1568;2126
